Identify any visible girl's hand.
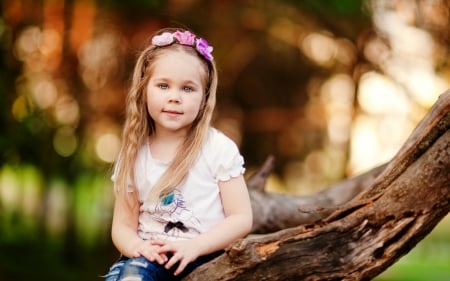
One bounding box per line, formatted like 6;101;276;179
154;240;201;276
133;240;168;265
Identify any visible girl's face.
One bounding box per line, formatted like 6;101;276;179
146;49;206;137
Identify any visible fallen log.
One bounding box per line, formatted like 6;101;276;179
183;89;450;281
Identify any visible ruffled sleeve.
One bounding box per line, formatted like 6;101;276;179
204;128;245;182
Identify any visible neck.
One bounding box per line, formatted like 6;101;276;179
149;130;186;163
152;128;187;143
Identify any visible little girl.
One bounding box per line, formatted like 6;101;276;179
103;27;253;281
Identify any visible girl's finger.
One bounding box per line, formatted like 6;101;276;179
165;253;181;270
132;250;141;258
142;251;165;264
140;251;154;262
174;260;188;276
156;244;173;254
160;253;168;262
155;253;168;264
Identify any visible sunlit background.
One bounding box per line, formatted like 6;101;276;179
1;0;450;280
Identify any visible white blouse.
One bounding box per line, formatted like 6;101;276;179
113;128;245;241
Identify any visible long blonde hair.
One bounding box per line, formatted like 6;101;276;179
114;28;218;204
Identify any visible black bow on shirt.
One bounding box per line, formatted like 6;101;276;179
164;221;189;233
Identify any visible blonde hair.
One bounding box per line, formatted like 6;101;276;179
114;28;218;204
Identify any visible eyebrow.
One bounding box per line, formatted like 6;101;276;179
151;77;201;87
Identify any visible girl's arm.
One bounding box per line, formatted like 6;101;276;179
111;193;167;264
194;174;253;253
158;174;253;275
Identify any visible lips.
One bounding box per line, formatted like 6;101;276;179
162;109;183;117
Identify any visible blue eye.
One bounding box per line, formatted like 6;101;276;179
183;86;193;93
158;83;168;90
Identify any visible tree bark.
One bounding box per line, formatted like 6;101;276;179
248;157;387;234
183;89;450;281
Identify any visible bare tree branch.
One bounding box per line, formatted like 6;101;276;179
183;90;450;281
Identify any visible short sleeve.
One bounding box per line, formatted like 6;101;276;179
204;128;245;182
110;154;134;192
111;162;118;182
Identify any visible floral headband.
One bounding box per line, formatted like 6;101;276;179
151;30;214;61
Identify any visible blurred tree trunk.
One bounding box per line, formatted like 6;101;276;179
183;90;450;281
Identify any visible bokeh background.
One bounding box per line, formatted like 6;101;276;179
1;0;449;280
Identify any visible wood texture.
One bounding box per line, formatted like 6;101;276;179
183;90;450;281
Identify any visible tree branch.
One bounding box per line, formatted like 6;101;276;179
183;90;450;281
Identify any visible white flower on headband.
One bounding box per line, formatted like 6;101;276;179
151;32;174;46
151;30;214;61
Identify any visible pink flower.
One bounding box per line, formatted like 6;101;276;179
196;38;213;61
151;30;214;61
151;32;174;46
173;31;196;46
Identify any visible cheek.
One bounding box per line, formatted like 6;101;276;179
191;95;204;115
146;91;158;116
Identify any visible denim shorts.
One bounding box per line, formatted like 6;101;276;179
103;251;223;281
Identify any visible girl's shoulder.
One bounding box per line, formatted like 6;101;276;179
205;127;238;150
202;127;245;180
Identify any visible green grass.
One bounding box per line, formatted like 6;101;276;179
376;217;450;281
376;259;450;281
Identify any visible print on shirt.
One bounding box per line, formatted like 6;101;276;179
151;189;202;238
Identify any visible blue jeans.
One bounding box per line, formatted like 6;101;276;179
103;251;223;281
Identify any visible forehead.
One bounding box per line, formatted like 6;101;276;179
151;48;207;81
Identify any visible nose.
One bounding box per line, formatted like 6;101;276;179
167;89;181;103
